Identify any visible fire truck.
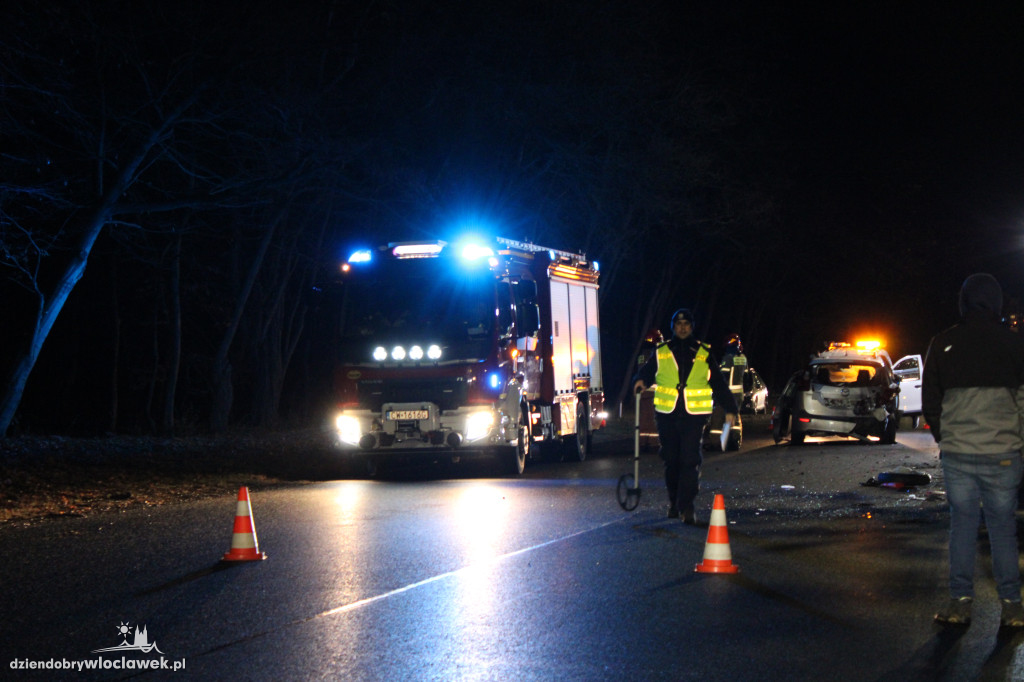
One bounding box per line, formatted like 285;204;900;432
329;236;605;475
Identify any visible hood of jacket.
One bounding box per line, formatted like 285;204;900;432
959;273;1002;318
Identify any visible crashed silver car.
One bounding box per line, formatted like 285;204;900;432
771;344;901;445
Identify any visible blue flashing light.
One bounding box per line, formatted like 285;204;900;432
593;260;600;271
348;249;372;264
461;243;495;261
487;372;501;390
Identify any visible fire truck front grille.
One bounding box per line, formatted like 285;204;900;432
357;378;467;412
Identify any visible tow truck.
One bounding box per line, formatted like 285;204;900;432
328;236;605;475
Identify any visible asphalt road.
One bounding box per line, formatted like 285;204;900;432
2;416;1023;681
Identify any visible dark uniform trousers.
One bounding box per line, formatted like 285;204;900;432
655;410;706;512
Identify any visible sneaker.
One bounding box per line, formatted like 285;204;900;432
1001;599;1024;628
934;596;972;625
681;507;697;526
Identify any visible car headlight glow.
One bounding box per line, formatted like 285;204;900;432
464;410;494;442
372;346;388;361
391;346;406;360
428;344;442;360
335;414;362;445
409;345;424;360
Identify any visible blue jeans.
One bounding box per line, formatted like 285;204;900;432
941;450;1024;601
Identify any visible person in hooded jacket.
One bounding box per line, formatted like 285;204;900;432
633;308;738;524
924;273;1024;628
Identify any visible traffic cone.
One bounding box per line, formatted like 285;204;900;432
222;486;267;562
694;493;739;574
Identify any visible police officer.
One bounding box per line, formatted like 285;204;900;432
633;308;738;524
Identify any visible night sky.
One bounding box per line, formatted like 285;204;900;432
763;4;1024;347
2;2;1024;433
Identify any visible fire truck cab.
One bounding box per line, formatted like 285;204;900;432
329;237;605;475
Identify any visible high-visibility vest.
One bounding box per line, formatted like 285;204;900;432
652;342;713;415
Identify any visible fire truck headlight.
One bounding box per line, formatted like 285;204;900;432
391;346;406;361
464;411;494;442
335;414;362;445
409;345;424;360
427;344;442;360
372;346;388;362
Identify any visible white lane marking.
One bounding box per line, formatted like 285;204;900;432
191;517;627;661
318;518;624;619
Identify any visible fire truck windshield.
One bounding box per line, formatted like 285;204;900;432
336;259;499;363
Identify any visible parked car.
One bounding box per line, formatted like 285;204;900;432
741;367;769;414
771;342;912;445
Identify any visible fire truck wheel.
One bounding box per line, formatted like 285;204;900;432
565;401;589;462
539;440;563;462
504;404;530;475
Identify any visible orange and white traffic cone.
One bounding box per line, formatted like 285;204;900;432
694;493;738;574
222;486;267;562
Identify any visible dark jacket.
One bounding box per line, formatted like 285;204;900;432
922;309;1024;453
634;336;738;417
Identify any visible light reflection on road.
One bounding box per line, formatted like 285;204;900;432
450;484;509;627
332;481;366;526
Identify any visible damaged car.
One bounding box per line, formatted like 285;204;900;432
772;342;902;445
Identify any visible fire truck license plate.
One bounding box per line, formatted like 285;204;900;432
386;410;428;421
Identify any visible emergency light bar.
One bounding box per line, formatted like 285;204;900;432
826;340;885;352
496;236;582;262
390;242;446;258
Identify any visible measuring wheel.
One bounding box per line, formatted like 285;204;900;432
616;389;644;512
616;473;641;511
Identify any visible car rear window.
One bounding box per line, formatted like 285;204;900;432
811;363;882;387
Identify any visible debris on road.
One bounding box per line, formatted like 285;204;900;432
861;466;932;491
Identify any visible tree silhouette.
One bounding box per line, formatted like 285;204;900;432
1;1;796;438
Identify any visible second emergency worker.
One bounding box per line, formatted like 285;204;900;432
633;308;738;524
